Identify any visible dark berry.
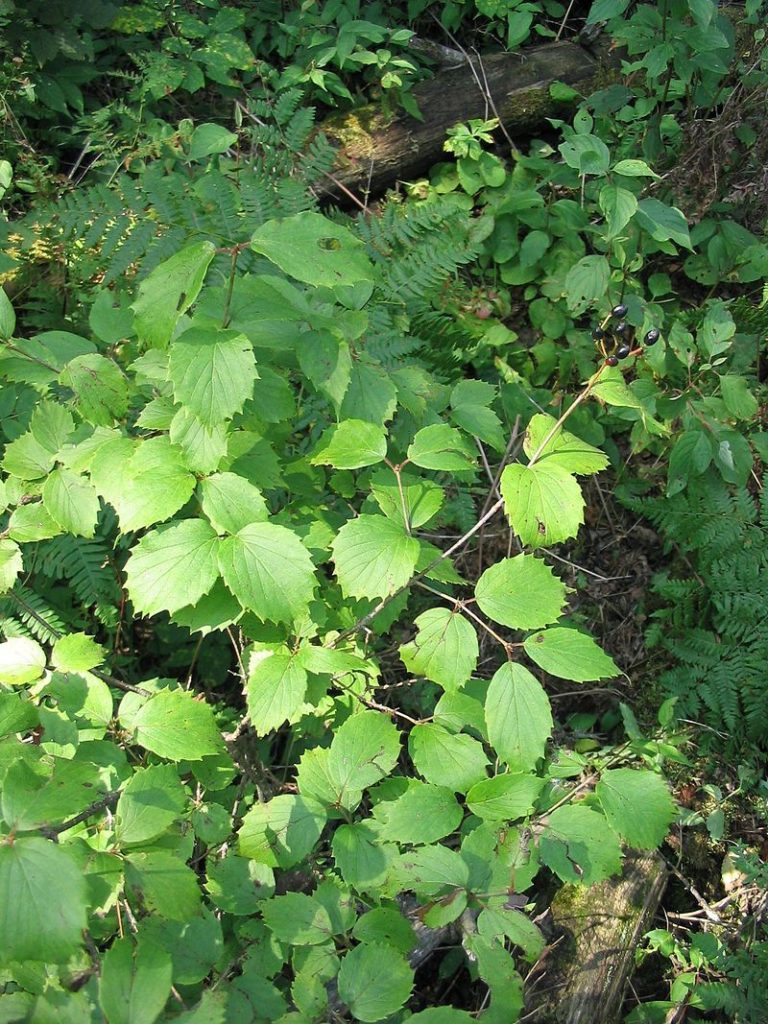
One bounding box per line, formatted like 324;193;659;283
616;343;631;360
615;321;630;336
611;303;628;318
644;328;660;345
606;355;619;366
592;327;606;341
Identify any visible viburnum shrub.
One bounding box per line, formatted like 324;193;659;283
0;210;677;1021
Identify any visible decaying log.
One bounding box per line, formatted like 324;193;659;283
524;851;668;1024
320;37;621;200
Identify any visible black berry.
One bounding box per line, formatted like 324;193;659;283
644;328;660;345
611;303;628;318
592;327;606;341
616;343;631;360
615;321;630;336
606;354;619;366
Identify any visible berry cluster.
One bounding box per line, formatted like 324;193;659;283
592;304;660;367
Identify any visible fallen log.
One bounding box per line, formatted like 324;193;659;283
524;851;668;1024
319;36;621;201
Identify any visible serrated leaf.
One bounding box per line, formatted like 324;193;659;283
596;769;675;848
0;838;87;963
132;241;216;349
0;539;22;594
485;663;553;771
339;359;397;426
501;461;584;547
115;764;188;845
311;420;387;469
59;354;130;426
247;651;308;734
523;414;609;474
132;688;225;761
391;845;469;897
332;823;397;890
42;468;100;538
0;636;46;686
407;424;476;471
466;773;543;821
262;892;333;945
1;758;104;830
251;211;373;288
475;554;566;630
327;710;400;809
599;183;637;237
564;255;610;314
7;502;61;542
478;907;544;962
399;608;478;691
524;627;620;681
337;943;413;1023
199;472;268;534
169;408;228;474
3;430;55;479
125;851;200;921
539;804;622;885
409;723;489;793
218;522;316;624
238;794;326;868
374;781;462;845
167;326;257;426
99;936;173;1024
126;519;220;616
332;515;419;600
0;692;38;737
369;470;443;529
51;632;104;672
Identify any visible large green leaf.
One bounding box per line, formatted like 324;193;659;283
500;461;584;547
131;688;225;761
635;198;692;249
409;724;489;793
251;211;373;288
124;851;201;921
247;651;308;734
332;515;420;600
539;805;622;885
167;326;257;426
126;519;220;617
564;255;610;314
400;608;478;691
99;937;173;1024
337;942;413;1023
238;794;326;868
466;773;543;822
596;769;676;849
475;554;566;630
42;468;100;538
0;636;46;686
332;823;397;890
407;424;476;471
485;663;553;771
59;354;129;426
218;522;316;624
132;242;216;349
0;838;87;963
523;414;609;474
327;710;400;809
198;472;268;534
523;627;620;682
1;758;104;831
261;892;333;945
0;539;22;595
310;420;387;470
369;470;444;529
115;765;188;846
374;781;463;845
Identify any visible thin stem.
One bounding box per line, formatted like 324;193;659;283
41;789;121;838
527;362;609;467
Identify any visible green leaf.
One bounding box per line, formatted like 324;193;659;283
132;242;216;349
262;893;333;946
635;199;692;249
115;765;188;845
409;724;489;793
0;636;46;686
168;326;257;426
99;937;173;1024
485;663;553;771
199;472;268;534
596;769;676;849
475;554;566;629
238;794;326;868
125;851;201;921
327;710;400;809
0;288;16;338
332;823;397;890
339;359;397;427
599;184;637;237
407;424;476;471
311;420;387;470
466;773;544;821
169;409;228;474
0;692;38;737
3;430;56;480
125;519;220;616
523;627;620;681
188;122;238;160
7;502;61;543
501;461;584;547
0;838;87;963
131;688;225;761
332;515;420;600
59;354;130;426
539;804;622;885
612;158;660;178
564;255;611;314
51;632;104;672
0;539;22;595
353;908;417;954
251;212;373;288
559;133;610;175
42;468;101;538
172;580;243;634
1;758;103;830
369;470;444;529
218;522;316;624
298;331;352;409
246;651;308;734
375;781;463;845
337;943;413;1023
90;436;196;533
400;608;478;691
478;907;544;962
720;375;758;420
